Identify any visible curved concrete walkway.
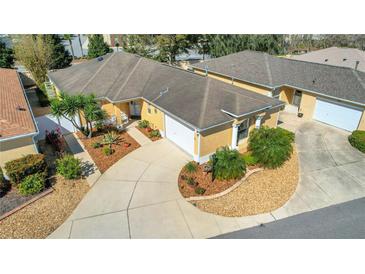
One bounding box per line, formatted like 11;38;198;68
49;115;365;239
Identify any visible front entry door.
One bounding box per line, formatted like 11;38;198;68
129;101;141;118
292;90;302;107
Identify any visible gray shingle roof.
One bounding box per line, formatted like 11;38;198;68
192;50;365;106
290;47;365;72
48;52;283;131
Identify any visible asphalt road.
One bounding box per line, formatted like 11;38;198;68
214;197;365;239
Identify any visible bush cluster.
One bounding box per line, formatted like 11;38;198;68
242;152;259;166
211;146;246;180
348;130;365;153
56;154;82;180
103;147;114;156
18;173;45;196
4;154;47;185
0;167;10;196
184;161;198;173
138;120;150;129
248;126;294;169
149;129;161;138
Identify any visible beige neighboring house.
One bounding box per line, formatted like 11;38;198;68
192;50;365;132
0;68;39;169
290;47;365;72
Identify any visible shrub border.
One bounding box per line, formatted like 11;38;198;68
185;167;263;202
0;188;53;221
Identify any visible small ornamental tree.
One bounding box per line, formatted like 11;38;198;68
50;93;106;138
211;146;246;180
88;35;111;59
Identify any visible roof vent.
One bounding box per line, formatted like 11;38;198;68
324;59;328;62
16;106;26;111
343;58;347;61
312;79;316;84
355;61;360;70
97;56;104;62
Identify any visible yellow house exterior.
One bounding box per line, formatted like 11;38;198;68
0;137;38;169
193;67;365;131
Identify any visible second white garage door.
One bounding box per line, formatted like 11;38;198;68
314;98;362;132
165;115;195;156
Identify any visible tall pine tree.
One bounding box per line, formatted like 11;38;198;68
0;41;14;68
88;35;111;59
47;35;72;69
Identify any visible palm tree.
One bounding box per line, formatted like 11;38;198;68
63;34;75;59
78;34;84;57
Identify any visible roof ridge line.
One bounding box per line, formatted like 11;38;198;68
80;53;115;92
352;69;365;90
113;57;143;99
198;78;211;127
264;53;273;86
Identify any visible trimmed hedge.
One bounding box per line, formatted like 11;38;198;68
56;154;82;180
348;130;365;153
248;126;294;169
4;154;47;185
18;173;45;196
211;146;246;180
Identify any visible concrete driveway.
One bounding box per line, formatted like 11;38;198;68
274;112;365;219
49;114;365;239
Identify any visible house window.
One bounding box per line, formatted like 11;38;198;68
237;119;249;146
147;104;152;114
154;107;158;114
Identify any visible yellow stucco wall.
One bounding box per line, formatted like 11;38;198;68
0;137;37;169
193;68;270;95
113;102;130;124
200;124;232;157
262;109;279;128
358;111;365;130
280;86;294;104
140;101;165;131
298;92;317;120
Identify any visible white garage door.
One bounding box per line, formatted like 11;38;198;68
314;98;362;132
165;115;195;156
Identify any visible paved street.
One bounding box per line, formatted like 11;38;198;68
49;114;365;239
214;197;365;238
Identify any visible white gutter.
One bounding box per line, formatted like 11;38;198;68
0;72;39;148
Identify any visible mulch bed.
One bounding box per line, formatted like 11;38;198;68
178;164;245;198
77;130;140;173
136;127;162;141
0;141;89;239
193;149;299;217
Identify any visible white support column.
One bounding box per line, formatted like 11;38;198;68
231;124;238;150
193;130;201;163
255;115;263;129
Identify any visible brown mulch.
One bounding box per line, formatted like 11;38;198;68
193;149;299;217
178;164;241;198
0;175;89;239
77;130;140;173
136;127;162;141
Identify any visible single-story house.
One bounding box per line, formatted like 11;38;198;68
191;50;365;132
0;68;39;168
48;52;284;163
289;47;365;72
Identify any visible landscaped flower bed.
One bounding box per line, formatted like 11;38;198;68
136;120;162;141
77;130;140;173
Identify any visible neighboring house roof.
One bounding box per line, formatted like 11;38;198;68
192;50;365;106
48;52;283;131
290;47;365;72
0;68;37;140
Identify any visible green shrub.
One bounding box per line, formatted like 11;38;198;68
186;177;197;186
18;173;45;196
35;88;50;107
149;129;161;138
277;127;295;142
92;142;102;149
211;146;246;180
184;161;197;173
0;167;10;196
348;130;365;153
242;152;259;166
248;126;294;169
56;154;82;180
138;120;150;128
102;131;120;149
4;154;47;185
195;187;206;195
103;147;114;156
